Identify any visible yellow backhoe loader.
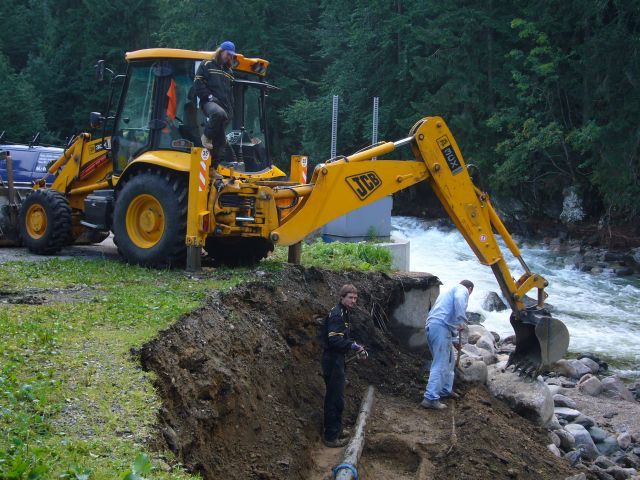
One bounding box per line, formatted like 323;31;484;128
0;48;569;372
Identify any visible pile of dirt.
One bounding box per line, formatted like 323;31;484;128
139;264;579;479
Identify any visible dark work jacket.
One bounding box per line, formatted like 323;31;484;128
193;58;234;117
324;303;355;354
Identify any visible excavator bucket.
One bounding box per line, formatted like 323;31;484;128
0;151;20;246
0;194;20;246
507;311;570;375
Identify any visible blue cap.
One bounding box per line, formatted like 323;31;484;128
220;41;236;55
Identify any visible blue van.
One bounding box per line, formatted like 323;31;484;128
0;144;63;192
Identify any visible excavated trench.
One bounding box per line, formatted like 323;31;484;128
139;265;576;480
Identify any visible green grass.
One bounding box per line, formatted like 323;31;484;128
0;258;243;480
267;239;394;273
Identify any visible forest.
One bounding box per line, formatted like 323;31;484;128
1;0;639;226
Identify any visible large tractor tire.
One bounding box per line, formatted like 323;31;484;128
113;169;187;267
18;189;72;254
205;236;274;266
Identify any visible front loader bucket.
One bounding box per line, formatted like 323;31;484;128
0;194;20;246
507;311;570;375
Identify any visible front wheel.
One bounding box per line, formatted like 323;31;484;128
18;189;72;254
113;170;187;267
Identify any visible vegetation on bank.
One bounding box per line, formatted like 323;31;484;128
0;244;390;479
269;239;394;273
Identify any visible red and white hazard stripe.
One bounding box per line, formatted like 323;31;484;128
199;160;207;191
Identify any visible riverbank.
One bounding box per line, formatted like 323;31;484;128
458;321;640;479
392;216;640;379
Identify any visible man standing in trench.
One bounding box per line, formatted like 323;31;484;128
421;279;474;410
322;284;368;448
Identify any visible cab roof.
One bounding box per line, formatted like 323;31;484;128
125;48;269;76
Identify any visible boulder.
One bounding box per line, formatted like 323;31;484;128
568;359;593;379
596;456;617;469
548;385;563;396
564;474;587;480
457;358;488;384
590;427;609;443
476;334;496;354
572;414;596;429
550;431;561;447
461;343;485;361
597;437;621;456
501;334;516;345
601;377;635;402
554;394;578;409
490;331;500;343
487;364;554;425
548;443;562;457
555;407;582;421
588;465;615;480
565;423;600;460
482;291;507;312
618;432;631;450
466;311;485;324
578;375;603;396
552;359;579;379
556;428;576;451
548;414;562;431
605;466;637;480
579;357;601;374
467;324;490;344
616;453;640;469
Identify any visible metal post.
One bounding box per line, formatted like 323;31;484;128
331;95;339;159
288;242;302;264
372;97;379;160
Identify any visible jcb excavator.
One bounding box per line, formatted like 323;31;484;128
0;48;569;372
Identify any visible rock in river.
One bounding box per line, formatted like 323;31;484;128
482;291;507;312
554;393;577;409
565;423;600;460
487;364;553;425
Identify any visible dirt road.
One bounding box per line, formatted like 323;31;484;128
0;236;119;263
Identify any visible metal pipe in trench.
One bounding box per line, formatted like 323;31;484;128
333;385;376;480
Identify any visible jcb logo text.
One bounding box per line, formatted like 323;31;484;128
346;172;382;200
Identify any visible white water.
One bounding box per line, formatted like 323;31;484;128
392;216;640;378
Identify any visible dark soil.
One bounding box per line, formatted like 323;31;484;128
138;264;581;479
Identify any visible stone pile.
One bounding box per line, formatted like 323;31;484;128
457;320;640;480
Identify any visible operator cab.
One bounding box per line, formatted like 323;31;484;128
110;49;276;174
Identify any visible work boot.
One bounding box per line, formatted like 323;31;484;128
201;134;213;150
441;391;461;399
324;436;349;448
420;399;447;410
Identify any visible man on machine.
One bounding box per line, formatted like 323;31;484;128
193;40;236;165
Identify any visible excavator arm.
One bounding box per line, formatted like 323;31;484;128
266;116;569;371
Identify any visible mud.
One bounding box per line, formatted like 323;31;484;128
139;265;579;479
0;285;93;304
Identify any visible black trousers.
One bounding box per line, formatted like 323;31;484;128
202;101;229;164
322;350;345;441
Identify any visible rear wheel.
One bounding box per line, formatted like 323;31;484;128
18;189;72;254
113;170;187;267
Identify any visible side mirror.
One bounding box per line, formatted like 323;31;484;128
89;112;104;129
95;60;105;82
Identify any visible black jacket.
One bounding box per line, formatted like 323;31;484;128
193;58;234;117
324;303;355;354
